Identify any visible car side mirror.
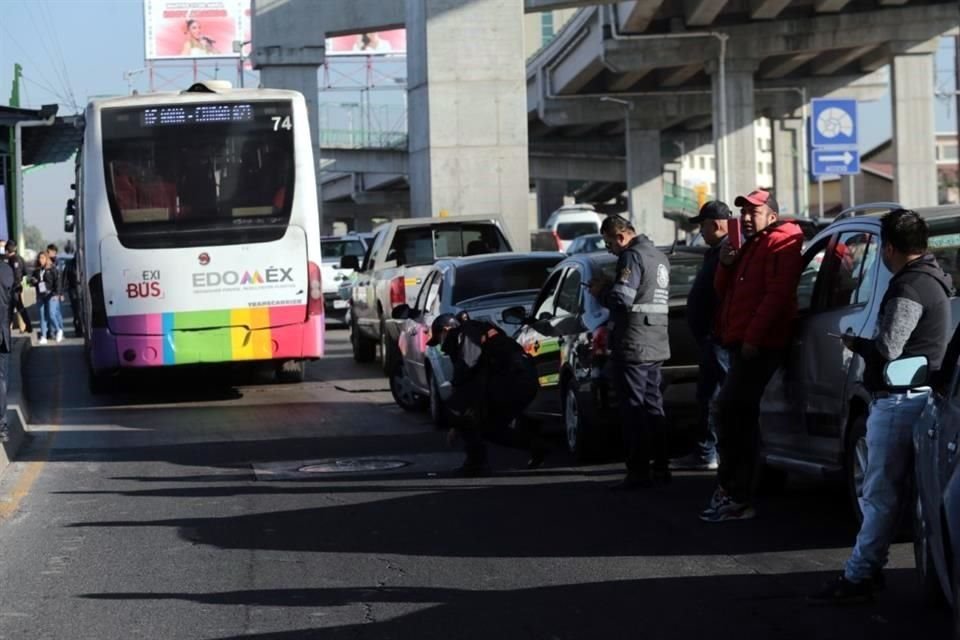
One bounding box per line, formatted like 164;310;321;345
340;255;360;271
883;356;929;390
391;303;411;320
501;305;527;325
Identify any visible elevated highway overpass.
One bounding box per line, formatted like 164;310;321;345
252;0;958;243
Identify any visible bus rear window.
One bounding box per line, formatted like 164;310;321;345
101;101;294;247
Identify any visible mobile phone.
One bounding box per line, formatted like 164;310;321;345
728;218;743;251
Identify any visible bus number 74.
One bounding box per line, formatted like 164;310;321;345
271;116;292;131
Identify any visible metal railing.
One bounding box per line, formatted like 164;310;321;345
318;128;408;150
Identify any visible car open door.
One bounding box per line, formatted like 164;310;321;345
518;268;565;416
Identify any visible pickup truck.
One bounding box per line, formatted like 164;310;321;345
342;216;514;370
320;234;371;321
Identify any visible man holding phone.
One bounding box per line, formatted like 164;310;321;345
699;189;804;522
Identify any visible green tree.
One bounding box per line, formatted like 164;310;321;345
23;225;45;252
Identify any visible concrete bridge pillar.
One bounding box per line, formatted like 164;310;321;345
771;117;804;216
892;45;938;208
626;123;674;244
708;59;759;204
406;0;531;249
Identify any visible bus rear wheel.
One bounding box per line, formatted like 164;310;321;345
276;360;305;383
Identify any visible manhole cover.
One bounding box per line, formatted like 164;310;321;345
298;458;410;474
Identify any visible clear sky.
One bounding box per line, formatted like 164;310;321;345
1;1;957;244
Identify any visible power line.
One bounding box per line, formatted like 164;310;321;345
23;1;74;111
39;0;79;111
0;19;68;106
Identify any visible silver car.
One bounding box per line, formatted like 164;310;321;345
387;252;565;425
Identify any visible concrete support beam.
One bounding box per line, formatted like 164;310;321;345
547;20;606;94
749;0;792;20
709;59;757;204
811;46;880;76
607;69;653;92
877;0;909;5
320;148;409;175
684;0;729;26
771;118;805;216
625;124;673;243
813;0;851;12
536;179;567;226
539;93;713;127
892;52;938;207
660;64;702;87
407;0;531;249
615;0;666;33
525;0;618;10
530;153;625;182
760;53;818;79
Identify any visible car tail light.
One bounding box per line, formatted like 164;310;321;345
308;261;323;317
390;275;405;306
552;231;563;250
591;326;609;357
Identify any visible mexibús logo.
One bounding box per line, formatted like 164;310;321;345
192;267;294;288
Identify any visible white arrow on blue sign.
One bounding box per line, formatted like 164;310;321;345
812;148;861;176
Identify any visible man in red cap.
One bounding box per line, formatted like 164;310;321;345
699;189;804;523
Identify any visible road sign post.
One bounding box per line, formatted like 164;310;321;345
810;98;861;216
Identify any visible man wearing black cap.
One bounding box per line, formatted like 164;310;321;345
671;201;731;471
428;313;544;475
700;189;804;523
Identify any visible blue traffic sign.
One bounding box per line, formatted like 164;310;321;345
811;98;858;148
812;148;861;176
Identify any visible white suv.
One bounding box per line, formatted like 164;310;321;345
543;205;606;252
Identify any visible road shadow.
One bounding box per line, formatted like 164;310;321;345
65;468;863;558
79;570;949;639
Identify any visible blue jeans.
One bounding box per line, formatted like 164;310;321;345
696;342;732;461
39;296;64;338
844;390;929;583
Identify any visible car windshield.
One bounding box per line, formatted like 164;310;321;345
453;257;562;304
321;238;366;260
387;224;510;266
557;221;599;240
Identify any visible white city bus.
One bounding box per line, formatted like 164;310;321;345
70;82;324;389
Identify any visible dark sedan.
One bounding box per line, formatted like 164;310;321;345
505;250;702;459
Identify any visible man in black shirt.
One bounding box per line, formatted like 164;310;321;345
5;242;31;334
429;313;544;476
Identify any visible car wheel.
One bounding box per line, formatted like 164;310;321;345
913;495;948;607
380;317;399;375
389;361;427;412
351;316;376;363
428;369;449;429
275;359;305;384
845;413;868;524
564;383;597;462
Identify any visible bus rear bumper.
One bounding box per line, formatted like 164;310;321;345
90;316;325;371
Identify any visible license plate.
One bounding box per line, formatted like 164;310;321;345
333;300;349;309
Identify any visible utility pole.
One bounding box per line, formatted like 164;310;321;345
7;63;22;243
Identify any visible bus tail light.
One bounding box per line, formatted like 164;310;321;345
308;261;323;317
389;276;405;306
89;273;108;329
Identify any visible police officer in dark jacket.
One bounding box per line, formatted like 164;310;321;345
589;215;671;489
5;242;31;334
428;313;545;476
671;201;731;471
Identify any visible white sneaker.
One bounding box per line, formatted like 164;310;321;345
55;330;64;343
39;336;48;345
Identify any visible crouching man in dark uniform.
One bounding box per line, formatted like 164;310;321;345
428;313;546;476
590;215;672;490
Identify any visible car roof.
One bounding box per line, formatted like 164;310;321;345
830;203;960;225
433;251;565;269
388;215;506;228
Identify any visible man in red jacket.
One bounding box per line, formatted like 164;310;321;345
699;189;804;523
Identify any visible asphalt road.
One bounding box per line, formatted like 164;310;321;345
0;325;950;639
